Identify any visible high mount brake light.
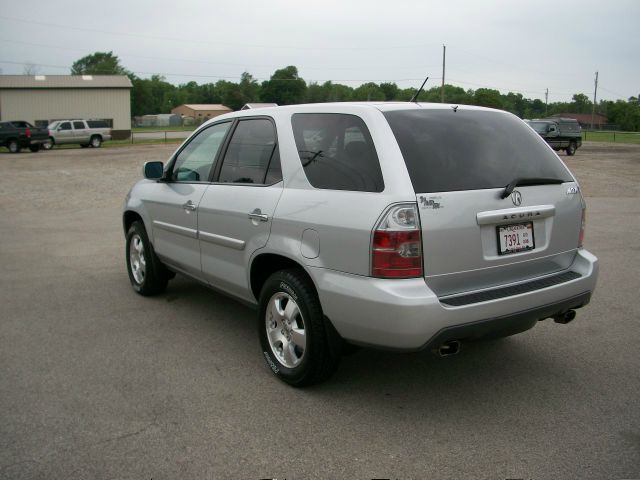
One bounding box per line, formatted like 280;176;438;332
371;204;423;278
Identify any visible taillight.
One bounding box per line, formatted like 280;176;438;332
372;204;423;278
25;128;31;138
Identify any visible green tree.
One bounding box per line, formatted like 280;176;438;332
70;51;131;77
473;88;504;109
261;66;307;105
353;82;385;101
379;82;399;101
570;93;592;114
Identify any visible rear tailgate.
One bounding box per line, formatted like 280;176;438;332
384;107;583;297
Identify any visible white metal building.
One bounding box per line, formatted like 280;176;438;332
0;75;132;138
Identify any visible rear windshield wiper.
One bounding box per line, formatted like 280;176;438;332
501;177;566;199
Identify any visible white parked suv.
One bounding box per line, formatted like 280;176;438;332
45;119;111;149
122;102;598;386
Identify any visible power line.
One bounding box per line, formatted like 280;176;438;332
0;15;439;52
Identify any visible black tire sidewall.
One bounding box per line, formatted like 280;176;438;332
91;136;101;148
258;271;323;385
8;140;19;153
125;221;167;295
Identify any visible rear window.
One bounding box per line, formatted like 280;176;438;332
291;113;384;192
384;109;572;193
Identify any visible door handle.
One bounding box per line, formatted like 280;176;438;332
182;200;197;211
248;208;268;222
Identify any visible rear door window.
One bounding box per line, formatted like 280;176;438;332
73;121;85;129
384;109;572;193
291;113;384;192
217;118;280;184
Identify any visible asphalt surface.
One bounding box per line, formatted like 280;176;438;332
1;143;639;479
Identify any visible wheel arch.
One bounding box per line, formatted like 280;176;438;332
123;210;144;236
250;253;318;302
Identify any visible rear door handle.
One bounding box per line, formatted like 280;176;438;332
182;200;197;211
248;208;268;222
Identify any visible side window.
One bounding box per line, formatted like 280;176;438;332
218;118;278;184
171;122;230;182
73;121;85;129
59;122;72;131
291;113;384;192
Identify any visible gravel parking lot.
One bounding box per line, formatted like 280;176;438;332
1;143;639;479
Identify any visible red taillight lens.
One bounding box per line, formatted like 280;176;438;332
371;204;423;278
25;128;31;138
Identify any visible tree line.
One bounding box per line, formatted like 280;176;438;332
71;52;640;131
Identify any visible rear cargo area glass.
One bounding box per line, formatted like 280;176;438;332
384;109;572;193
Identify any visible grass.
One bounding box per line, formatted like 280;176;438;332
583;131;640;144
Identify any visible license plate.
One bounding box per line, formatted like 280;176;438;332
497;222;535;255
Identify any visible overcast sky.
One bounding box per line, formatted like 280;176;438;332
0;0;637;102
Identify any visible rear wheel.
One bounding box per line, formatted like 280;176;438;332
258;269;342;387
8;139;20;153
125;221;170;296
42;139;53;150
566;141;577;156
90;135;102;148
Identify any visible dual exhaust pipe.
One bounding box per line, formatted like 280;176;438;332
434;309;577;357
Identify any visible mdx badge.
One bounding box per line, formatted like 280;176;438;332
511;190;522;206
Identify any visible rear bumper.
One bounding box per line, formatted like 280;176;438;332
311;248;598;350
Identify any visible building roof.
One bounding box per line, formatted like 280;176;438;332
0;75;132;89
179;104;232;111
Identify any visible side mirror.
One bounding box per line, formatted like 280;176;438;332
143;161;164;180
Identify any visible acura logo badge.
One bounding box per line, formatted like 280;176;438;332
511;190;522;206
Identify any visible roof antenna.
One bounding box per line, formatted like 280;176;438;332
409;76;429;103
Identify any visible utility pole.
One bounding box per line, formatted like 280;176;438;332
545;88;549;116
591;71;598;130
441;44;446;103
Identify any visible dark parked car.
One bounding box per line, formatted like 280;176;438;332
0;121;50;153
525;118;582;156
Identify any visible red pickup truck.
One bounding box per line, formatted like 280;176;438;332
0;121;50;153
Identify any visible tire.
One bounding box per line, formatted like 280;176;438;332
566;142;577;156
258;269;342;387
90;135;102;148
42;139;53;150
29;144;40;152
125;221;170;296
7;139;20;153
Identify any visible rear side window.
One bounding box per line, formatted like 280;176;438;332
218;118;279;184
291;113;384;192
384;109;572;193
87;120;108;128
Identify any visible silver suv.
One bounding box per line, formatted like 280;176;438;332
123;103;598;386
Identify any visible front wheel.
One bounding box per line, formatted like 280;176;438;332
258;269;342;387
125;221;169;296
566;142;577;156
90;135;102;148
